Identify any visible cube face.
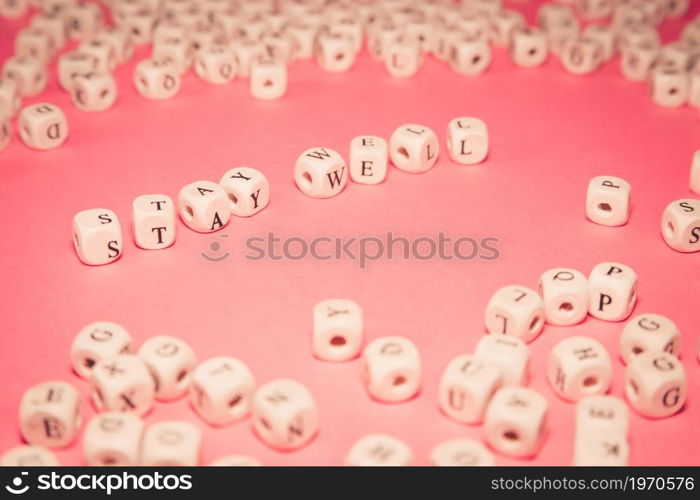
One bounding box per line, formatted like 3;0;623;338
178;181;230;233
660;42;695;72
573;434;629;466
294;147;348;198
261;32;296;64
620;314;681;364
72;71;118;112
2;56;47;97
389;124;439;173
651;65;689;108
152;37;193;74
315;32;356;73
349;136;388;184
385;37;423;78
588;262;638;321
65;3;103;41
19;381;82;448
287;22;317;60
230;38;264;78
58;51;98;91
576;395;629;437
618;25;660;53
362;336;421;403
561;36;603;75
15;28;54;64
252;379;318;450
438;354;502;424
141;421;202;466
138;336;197;401
484;387;548;458
485;285;545;343
490;10;525;47
450;37;491;76
72;209;122;266
19;102;68;149
345;434;413;466
312;299;363;362
219;167;269;217
1;445;59;466
94;27;134;64
474;335;529;386
661;199;700;253
71;321;132;379
431;439;494;466
586;175;631;226
90;355;155;416
625;352;686;418
134;59;181;100
447;117;488;165
538;268;589;326
80;39;117;72
195;44;237;84
0;77;21;118
190;356;256;426
250;57;287;100
547;336;612;402
583;24;616;61
83;412;144;466
510;27;549;68
132;194;176;249
620;43;659;82
368;22;401;60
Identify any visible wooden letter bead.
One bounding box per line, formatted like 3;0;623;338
209;455;261;466
58;51;97;91
509;27;549;68
195;43;237;84
1;445;58;466
384;36;423;78
586;175;631;226
15;28;55;64
178;181;230;233
582;24;617;62
252;379;319;450
474;335;529;386
661;199;700;253
588;262;638;321
362;336;421;403
438;354;502;424
620;42;660;82
345;434;413;466
79;38;117;72
575;395;629;438
368;21;401;61
71;71;117;112
93;27;134;64
219;167;269;217
141;421;201;466
538;268;589;326
64;2;103;40
315;31;356;73
484;387;548;458
0;0;29;18
620;314;681;365
691;151;700;194
294;147;348;198
349;136;388;184
2;56;47;97
138;336;197;401
287;22;318;60
561;36;603;75
490;9;525;47
625;352;686;418
71;321;132;379
19;103;68;150
446;117;488;165
83;412;144;466
132;194;176;249
90;354;156;416
250;56;287;100
134;59;181;100
20;381;82;448
0;78;21;118
650;64;689;108
547;336;613;402
449;36;491;76
573;434;629;466
389;124;439;173
190;356;256;426
312;299;363;362
660;41;696;71
431;439;494;466
152;37;193;74
484;285;545;343
0;113;9;151
230;38;264;78
72;208;122;265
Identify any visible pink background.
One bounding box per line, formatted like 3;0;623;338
1;2;699;466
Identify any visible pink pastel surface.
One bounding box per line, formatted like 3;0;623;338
1;2;699;466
